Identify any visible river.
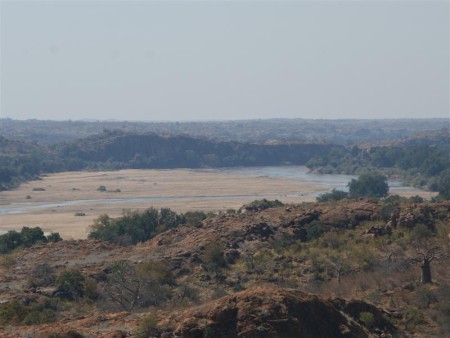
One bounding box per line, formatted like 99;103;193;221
0;166;429;237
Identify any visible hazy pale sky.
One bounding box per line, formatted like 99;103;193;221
1;0;448;121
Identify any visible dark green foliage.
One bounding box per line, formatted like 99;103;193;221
20;227;47;247
348;173;389;198
306;135;450;194
306;223;325;241
436;168;450;200
88;207;185;245
56;270;85;300
0;231;22;253
58;131;339;169
183;211;209;227
409;195;424;203
47;232;62;242
0;131;341;191
246;199;284;211
316;189;348;202
0;227;56;254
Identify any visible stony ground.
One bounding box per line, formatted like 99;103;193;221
1;199;449;337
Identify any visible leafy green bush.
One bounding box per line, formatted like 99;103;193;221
348;173;389;198
316;189;348;202
56;269;85;300
47;232;62;242
19;227;47;247
0;227;60;254
88;207;184;245
246;199;284;211
306;223;325;241
183;211;208;227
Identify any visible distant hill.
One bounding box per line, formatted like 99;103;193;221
0;130;341;190
1;117;447;145
58;130;340;168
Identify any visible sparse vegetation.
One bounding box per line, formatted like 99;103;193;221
103;260;173;311
0;299;59;326
135;314;159;338
0;198;449;336
97;185;107;192
201;241;227;273
27;263;56;288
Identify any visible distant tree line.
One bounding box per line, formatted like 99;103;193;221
307;135;450;200
1;117;446;145
2;130;449;200
0;131;341;191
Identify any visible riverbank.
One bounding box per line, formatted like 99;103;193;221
0;167;435;239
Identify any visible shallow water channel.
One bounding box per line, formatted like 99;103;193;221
0;166;424;236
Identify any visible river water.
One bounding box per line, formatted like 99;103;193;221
0;166;422;235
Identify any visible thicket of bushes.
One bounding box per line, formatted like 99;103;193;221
88;208;209;245
306;138;450;199
0;227;61;254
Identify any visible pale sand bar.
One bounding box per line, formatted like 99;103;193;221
0;168;435;239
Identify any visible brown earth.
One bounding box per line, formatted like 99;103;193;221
0;286;396;338
1;200;448;337
169;285;398;338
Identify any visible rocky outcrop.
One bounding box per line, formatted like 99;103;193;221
171;286;396;338
387;202;450;230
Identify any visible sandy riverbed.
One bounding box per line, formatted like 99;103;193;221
0;168;435;239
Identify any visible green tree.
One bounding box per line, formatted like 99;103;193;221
20;227;47;247
347;173;389;198
316;189;348;202
56;269;85;300
0;231;22;253
437;169;450;200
